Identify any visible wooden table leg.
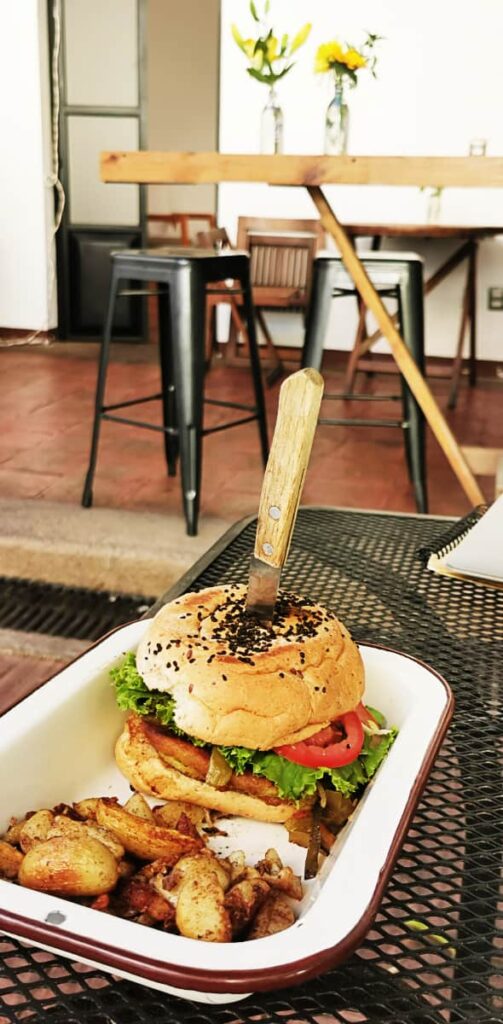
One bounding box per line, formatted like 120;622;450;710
447;254;471;409
352;241;473;361
468;240;478;387
343;296;368;394
307;185;484;507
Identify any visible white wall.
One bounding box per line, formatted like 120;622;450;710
218;0;503;361
0;0;56;331
147;0;219;217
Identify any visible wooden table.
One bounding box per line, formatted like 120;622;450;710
101;153;503;508
343;222;503;406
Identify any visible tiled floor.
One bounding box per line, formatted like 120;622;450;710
0;344;500;522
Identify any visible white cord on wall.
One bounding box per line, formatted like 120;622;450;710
1;0;66;348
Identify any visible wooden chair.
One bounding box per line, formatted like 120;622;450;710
196;225;286;383
232;217;325;378
148;212;216;247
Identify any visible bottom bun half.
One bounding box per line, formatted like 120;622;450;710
115;717;295;824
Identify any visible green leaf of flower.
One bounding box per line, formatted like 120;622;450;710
247;66;273;84
249;1;259;22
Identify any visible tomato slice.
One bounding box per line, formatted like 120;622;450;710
275;712;364;768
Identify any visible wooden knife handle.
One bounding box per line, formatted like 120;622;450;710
254;368;324;569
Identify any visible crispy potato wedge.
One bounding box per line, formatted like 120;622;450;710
247;890;296;939
19;810;54;853
19;836;118;896
224;878;270;936
96;798;202;862
176;870;231;942
47;815;125;860
0;840;24;879
255;849;303;900
153;801;210;830
72;798;100;821
123;793;155;821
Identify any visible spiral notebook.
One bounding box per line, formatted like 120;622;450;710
419;497;503;590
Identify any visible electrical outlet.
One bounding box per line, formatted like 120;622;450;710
487;287;503;310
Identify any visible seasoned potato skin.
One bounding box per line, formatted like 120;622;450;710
18;836;119;896
96;798;202;861
0;840;24;879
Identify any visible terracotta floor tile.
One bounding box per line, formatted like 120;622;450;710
0;346;501;527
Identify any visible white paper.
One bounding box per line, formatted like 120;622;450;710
446;494;503;582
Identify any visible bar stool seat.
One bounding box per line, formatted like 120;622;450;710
302;251;427;513
82;247;268;535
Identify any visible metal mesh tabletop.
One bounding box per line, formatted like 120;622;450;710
1;507;502;1024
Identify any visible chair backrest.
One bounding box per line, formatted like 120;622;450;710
236;217;325;307
148;212;217;247
195;227;232;251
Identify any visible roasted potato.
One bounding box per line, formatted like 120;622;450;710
0;840;24;879
72;798;100;821
247;890;296;939
175;864;232;942
168;852;230;893
3;815;32;846
123;793;155;821
118;873;176;927
19;810;55;852
47;815;125;860
96;798;202;861
19;836;119;896
153;800;211;830
224;877;270;936
255;849;303;900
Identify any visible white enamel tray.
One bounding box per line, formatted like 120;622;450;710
0;620;453;1004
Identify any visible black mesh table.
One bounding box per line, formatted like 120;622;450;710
1;507;502;1024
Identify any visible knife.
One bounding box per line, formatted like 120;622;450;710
246;367;324;621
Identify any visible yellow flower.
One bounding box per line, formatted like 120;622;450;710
265;36;279;62
315;41;344;73
243;38;256;58
342;48;367;70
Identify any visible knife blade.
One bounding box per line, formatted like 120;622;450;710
246;368;324;621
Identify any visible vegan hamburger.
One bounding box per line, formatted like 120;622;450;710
112;585;396;824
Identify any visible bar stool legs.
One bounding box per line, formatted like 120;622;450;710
82;268;120;509
301;260;333;372
240;275;269;468
82;248;268;535
157;286;179;477
165;267;206;536
302;256;428;514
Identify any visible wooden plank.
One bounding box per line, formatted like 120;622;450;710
307;185;485;508
344;223;503;238
461;446;503;477
496;456;503;497
101;152;503;189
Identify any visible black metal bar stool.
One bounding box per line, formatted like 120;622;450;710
82;247;269;535
301;252;428;514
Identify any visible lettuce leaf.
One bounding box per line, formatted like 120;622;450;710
111;652;187;736
360;728;398;778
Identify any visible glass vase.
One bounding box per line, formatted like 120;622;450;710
324;77;349;155
260;86;283;155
